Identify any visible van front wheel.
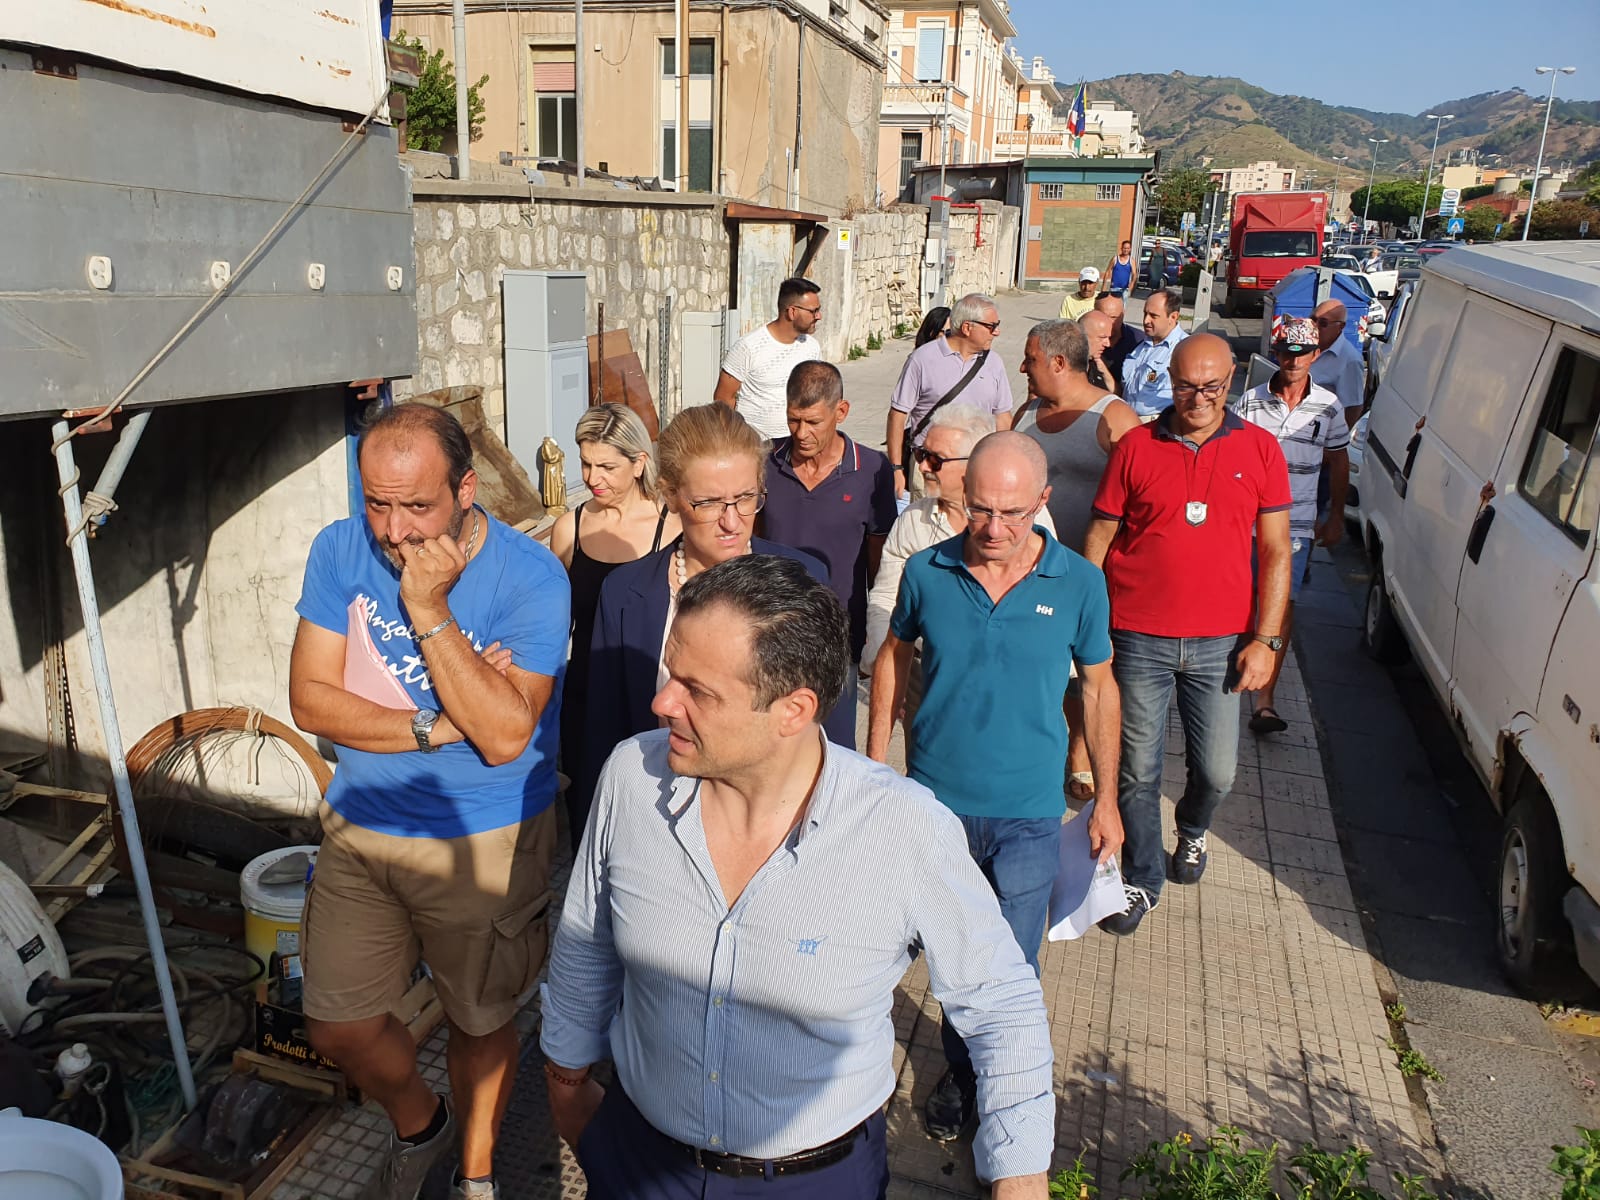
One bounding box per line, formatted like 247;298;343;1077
1497;795;1577;996
1361;569;1406;664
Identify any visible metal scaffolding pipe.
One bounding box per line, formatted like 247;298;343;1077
453;0;470;182
49;419;198;1110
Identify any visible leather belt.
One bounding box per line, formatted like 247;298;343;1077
667;1121;868;1178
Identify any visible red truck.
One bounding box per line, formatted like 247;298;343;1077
1221;191;1326;316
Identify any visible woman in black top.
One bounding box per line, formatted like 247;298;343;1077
549;403;679;850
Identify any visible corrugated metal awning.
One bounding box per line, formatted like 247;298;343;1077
724;201;828;225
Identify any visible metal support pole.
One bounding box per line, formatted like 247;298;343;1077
49;419;198;1111
574;0;584;186
452;0;470;181
1419;115;1451;237
1524;68;1574;241
677;0;690;192
1361;138;1386;239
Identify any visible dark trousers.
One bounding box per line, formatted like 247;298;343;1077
938;814;1059;1084
576;1086;889;1200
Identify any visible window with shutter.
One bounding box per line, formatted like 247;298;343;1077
914;25;945;82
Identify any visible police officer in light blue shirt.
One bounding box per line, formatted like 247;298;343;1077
542;556;1055;1200
1121;288;1189;419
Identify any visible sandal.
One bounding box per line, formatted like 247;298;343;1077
1249;706;1288;734
1068;771;1095;801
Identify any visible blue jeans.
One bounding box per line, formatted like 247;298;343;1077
1111;631;1245;897
939;815;1060;1084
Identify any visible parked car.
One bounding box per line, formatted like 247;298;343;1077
1379;252;1424;295
1360;241;1600;996
1345;410;1369;533
1139;244;1185;286
1322;253;1364;273
1365;279;1416;401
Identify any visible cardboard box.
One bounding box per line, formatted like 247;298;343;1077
252;972;444;1078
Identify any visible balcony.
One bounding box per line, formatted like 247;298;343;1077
992;129;1071;159
882;82;971;121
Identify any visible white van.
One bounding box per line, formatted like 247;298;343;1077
1360;241;1600;994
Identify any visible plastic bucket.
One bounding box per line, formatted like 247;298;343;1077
0;1107;122;1199
240;845;318;1000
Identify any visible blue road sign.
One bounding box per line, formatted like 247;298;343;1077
1446;217;1465;235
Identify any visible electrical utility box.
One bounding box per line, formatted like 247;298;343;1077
504;271;589;492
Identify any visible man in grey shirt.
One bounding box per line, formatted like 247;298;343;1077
541;556;1053;1199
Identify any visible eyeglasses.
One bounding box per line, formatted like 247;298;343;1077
967;319;1001;333
790;304;822;316
1171;381;1229;400
685;491;766;522
964;497;1042;527
913;446;969;471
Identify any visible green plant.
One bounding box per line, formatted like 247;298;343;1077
1178;262;1202;288
847;344;866;360
1286;1144;1444;1199
1551;1126;1600;1199
893;321;910;338
1386;1038;1443;1082
1122;1127;1278;1200
1384;1001;1407;1023
1049;1153;1097;1198
867;330;884;351
393;31;489;153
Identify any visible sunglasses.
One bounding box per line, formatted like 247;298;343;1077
913;446;969;471
967;319;1001;333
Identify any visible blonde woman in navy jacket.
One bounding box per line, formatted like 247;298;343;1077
575;405;852;830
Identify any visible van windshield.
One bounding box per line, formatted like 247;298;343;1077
1242;231;1316;258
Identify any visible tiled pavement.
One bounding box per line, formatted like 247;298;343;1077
272;290;1439;1195
273;652;1437;1199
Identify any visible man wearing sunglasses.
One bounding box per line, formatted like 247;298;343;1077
869;432;1121;1146
714;277;824;439
887;293;1016;500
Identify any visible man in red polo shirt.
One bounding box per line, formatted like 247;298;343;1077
1083;333;1293;935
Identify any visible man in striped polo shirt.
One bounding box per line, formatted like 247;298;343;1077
1233;317;1349;735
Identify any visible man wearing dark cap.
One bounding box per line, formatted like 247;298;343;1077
1233;317;1349;735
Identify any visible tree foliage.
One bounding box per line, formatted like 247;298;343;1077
1525;200;1600;240
1151;166;1213;228
1460;205;1504;241
1348;180;1429;228
393;31;488;154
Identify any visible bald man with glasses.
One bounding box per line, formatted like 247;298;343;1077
869;431;1121;1144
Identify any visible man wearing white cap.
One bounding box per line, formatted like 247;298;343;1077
1233;316;1349;736
1058;267;1101;320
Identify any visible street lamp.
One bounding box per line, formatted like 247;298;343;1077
1523;66;1577;241
1331;155;1348;227
1361;138;1388;238
1419;114;1453;236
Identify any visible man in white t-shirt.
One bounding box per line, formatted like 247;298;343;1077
713;277;824;439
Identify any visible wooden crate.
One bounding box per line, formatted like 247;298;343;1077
121;1050;344;1200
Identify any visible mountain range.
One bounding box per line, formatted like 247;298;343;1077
1075;73;1600;179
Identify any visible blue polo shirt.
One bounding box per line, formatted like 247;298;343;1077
890;530;1113;819
761;434;898;658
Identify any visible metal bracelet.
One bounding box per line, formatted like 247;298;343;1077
415;615;456;642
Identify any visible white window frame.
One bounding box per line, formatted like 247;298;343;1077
1096;183;1123;202
1039;183;1064;201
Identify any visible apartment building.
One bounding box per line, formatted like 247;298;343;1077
1208;159;1298;196
990;52;1065;161
393;0;888;215
875;0;1018;201
1081;101;1146;157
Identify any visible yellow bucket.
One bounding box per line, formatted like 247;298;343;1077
240;845;318;1000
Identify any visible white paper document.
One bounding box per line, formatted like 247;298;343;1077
1047;800;1128;941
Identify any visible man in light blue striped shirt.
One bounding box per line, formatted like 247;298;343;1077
541;556;1053;1199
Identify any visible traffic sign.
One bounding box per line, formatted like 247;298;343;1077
1181;211;1196;231
1583;220;1592;238
1439;187;1461;217
1446;217;1465;235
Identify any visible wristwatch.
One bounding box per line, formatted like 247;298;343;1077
412;708;441;753
1254;633;1285;652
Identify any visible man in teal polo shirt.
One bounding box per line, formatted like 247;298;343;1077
867;432;1123;1148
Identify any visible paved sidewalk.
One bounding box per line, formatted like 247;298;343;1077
271;289;1439;1198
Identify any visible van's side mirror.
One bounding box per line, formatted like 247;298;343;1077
1367;319;1388;341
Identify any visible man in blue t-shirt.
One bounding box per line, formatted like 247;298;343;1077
289;403;568;1200
866;432;1123;1146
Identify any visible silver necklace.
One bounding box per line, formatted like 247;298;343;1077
463;507;482;559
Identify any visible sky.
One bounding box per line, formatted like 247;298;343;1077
1011;0;1600;115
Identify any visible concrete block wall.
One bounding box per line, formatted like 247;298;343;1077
400;176;731;435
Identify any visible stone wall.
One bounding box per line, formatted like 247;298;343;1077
947;201;1020;304
807;207;929;363
399;161;731;435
